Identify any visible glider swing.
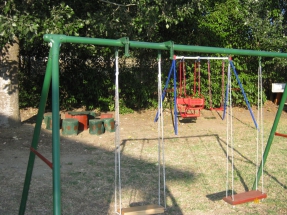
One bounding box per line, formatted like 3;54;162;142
223;58;267;205
154;56;229;135
115;50;166;215
176;56;230;117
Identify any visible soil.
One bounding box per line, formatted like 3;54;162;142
0;100;286;215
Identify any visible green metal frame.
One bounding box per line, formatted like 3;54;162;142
19;34;287;215
19;47;53;214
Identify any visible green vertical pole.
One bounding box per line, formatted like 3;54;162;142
51;40;61;215
252;83;287;190
19;47;53;215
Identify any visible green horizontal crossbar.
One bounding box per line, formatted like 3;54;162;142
43;34;287;58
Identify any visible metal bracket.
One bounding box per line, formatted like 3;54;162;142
119;37;130;57
164;41;174;59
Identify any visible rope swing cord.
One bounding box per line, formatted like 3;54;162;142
193;61;197;95
179;59;182;97
179;59;185;98
157;51;167;208
208;60;212;109
178;59;188;98
115;50;122;214
221;61;225;108
193;60;201;96
256;58;264;192
208;60;226;110
225;62;233;198
114;49;122;214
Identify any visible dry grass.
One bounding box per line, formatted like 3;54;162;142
1;104;287;214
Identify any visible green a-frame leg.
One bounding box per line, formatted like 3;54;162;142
19;47;53;215
19;38;62;214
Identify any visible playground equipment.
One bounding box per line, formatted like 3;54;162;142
18;34;287;215
223;59;267;205
155;56;229;135
176;57;205;118
176;56;229;117
114;50;166;214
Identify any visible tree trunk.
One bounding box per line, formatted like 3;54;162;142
0;38;21;127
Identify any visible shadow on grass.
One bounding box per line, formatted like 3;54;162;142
121;133;287;195
206;190;237;201
2;112;287;214
216;134;287;192
1;115;193;214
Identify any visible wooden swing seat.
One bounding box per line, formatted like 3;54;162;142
177;97;204;118
118;204;164;215
223;190;267;205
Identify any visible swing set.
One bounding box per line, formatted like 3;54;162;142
154;56;228;135
18;34;287;215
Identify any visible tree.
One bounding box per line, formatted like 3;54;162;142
0;38;21;127
0;0;84;126
246;0;287;95
0;0;22;127
1;0;287;120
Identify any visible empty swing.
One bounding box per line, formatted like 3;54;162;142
223;60;267;205
176;59;205;118
115;51;166;215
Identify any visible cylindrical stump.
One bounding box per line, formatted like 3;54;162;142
89;119;104;135
65;112;88;131
87;112;96;127
103;118;115;132
44;112;61;130
44;113;52;130
62;119;79;135
100;113;113;119
74;115;88;131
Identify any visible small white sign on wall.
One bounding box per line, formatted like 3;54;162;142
272;83;286;93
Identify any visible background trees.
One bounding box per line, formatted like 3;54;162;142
1;0;287;125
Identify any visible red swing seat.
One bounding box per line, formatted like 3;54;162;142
223;190;267;205
177;96;205;118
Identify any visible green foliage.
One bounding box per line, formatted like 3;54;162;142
2;0;287;111
198;0;254;49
